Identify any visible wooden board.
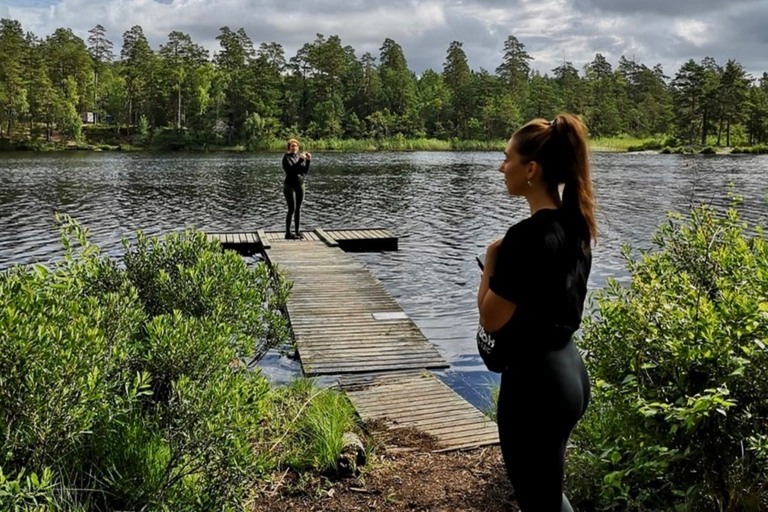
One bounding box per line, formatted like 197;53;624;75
339;371;499;451
265;242;447;376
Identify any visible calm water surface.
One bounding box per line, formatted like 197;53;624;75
1;151;767;407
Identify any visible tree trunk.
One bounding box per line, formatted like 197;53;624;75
177;83;182;129
716;119;723;146
701;106;708;145
127;97;132;137
726;118;731;147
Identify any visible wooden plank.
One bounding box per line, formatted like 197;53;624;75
314;228;339;247
341;372;498;450
256;229;270;249
307;361;448;375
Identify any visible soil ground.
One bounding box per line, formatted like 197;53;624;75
251;425;519;512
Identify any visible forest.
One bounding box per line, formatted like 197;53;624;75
1;18;767;149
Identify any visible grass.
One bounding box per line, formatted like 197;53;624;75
590;136;665;152
731;144;768;154
481;380;500;422
258;378;363;476
301;390;358;473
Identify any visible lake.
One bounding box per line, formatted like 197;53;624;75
1;151;766;407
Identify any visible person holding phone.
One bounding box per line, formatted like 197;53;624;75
476;114;596;512
282;138;311;239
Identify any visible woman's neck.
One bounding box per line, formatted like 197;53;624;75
526;188;561;216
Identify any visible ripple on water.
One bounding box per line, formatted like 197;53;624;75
1;151;767;408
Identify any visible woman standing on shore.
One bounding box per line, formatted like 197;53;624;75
476;114;596;512
282;138;311;239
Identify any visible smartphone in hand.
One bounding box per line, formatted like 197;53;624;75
476;252;485;271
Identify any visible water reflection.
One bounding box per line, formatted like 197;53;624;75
1;151;766;407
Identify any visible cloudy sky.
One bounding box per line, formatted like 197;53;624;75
3;0;767;78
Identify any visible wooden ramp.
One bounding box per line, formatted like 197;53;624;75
339;371;499;451
264;240;448;376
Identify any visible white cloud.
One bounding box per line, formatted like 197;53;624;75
3;0;767;77
673;19;710;47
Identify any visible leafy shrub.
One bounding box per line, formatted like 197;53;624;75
732;144;768;155
627;139;665;152
123;230;290;366
0;218;145;470
0;467;55;511
0;216;294;511
699;146;717;154
569;201;768;511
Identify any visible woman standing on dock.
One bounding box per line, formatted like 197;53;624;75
476;114;596;512
282;138;311;239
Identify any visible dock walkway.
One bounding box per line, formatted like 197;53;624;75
209;227;499;451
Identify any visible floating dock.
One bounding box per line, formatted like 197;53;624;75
209;227;499;451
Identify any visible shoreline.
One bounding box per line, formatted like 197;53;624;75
0;144;759;155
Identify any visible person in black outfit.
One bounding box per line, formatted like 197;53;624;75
282;138;311;239
476;114;597;512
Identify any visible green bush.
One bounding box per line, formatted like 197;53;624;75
0;467;55;511
0;220;145;470
699;146;717;154
569;201;768;511
123;230;290;366
732;144;768;155
0;216;295;511
627;139;665;152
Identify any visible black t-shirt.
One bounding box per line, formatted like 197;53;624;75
282;153;310;187
488;208;592;354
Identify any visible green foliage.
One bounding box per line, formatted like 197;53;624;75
731;144;768;154
4;17;768;149
123;230;290;365
0;467;55;511
0;216;145;470
258;379;360;476
137;114;150;147
569;201;768;511
0;215;297;510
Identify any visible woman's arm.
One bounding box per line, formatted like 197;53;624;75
477;239;517;332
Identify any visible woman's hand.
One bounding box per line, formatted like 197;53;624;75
304;152;312;161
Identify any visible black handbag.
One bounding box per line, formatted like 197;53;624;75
476;323;508;373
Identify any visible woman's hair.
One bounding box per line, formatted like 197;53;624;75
286;138;300;149
512;113;597;243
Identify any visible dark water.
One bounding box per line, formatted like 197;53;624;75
1;151;767;408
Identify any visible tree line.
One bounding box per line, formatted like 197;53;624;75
1;18;767;147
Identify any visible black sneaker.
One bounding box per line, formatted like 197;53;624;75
285;232;297;240
294;231;304;239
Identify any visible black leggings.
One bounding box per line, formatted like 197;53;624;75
496;341;590;512
284;182;305;234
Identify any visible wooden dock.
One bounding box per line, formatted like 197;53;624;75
208;227;499;451
206;227;397;255
339;371;500;451
263;239;448;375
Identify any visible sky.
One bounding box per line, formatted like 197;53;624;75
3;0;768;79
